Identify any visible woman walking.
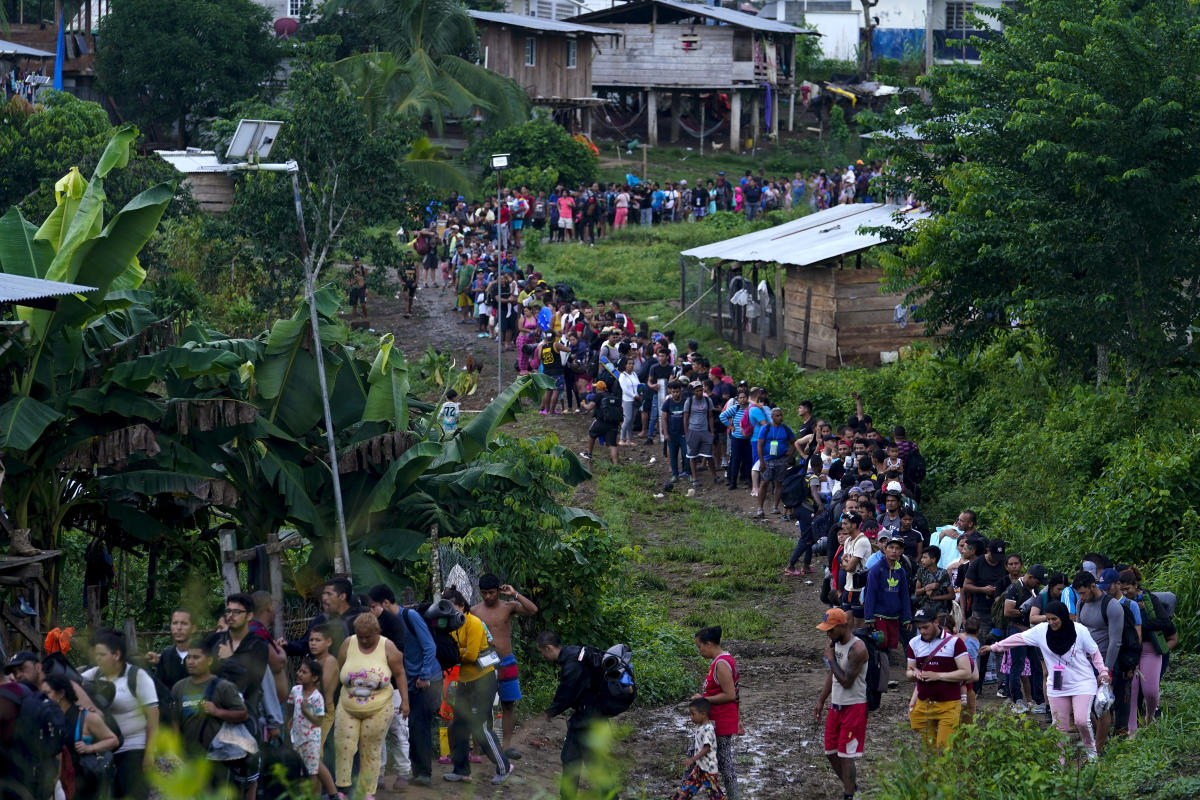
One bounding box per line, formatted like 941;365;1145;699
82;629;158;800
334;613;410;800
693;626;740;798
43;673;120;800
617;357;640;446
1118;569;1175;733
516;305;540;375
981;601;1109;760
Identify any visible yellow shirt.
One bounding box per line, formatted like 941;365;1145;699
452;613;494;683
338;635;394;717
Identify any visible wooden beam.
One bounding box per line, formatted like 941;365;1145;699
1;605;40;650
730;90;742;153
219;529;241;598
267;532;285;640
223;536;303;563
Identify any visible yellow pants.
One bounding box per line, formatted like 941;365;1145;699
334;701;395;794
909;699;960;749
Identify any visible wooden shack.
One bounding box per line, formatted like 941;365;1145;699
155;150;234;213
468;10;619;111
568;0;817;151
681;204;932;368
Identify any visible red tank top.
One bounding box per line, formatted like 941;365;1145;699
703;653;740;736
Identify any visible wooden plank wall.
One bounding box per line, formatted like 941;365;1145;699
481;28;593;99
781;265;927;369
184;174;233;214
592;24;740;88
833;267;926;365
781;266;837;369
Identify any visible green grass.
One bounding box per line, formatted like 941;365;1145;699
588;464;792;643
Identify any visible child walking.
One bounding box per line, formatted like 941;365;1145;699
671;698;726;799
289;657;336;798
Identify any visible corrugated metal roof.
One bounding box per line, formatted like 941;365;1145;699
0;39;55;58
571;0;815;34
680;203;929;266
0;274;98;303
468;10;620;35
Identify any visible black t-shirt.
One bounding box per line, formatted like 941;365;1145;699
693;187;708;207
539;342;563;375
964;556;1010;619
377;609;406;652
648;363;675;390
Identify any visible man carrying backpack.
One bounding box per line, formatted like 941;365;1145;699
1073;570;1128;753
2;651;66;800
813;609;867;800
537;631;602;800
905;608;973;750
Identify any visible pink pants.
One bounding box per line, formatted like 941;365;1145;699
1048;693;1096;756
1128;641;1162;733
614;207;628;228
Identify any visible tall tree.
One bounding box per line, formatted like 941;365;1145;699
96;0;281;146
872;0;1200;376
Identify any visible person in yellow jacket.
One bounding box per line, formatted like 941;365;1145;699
442;587;514;785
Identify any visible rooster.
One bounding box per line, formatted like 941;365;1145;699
464;354;484;374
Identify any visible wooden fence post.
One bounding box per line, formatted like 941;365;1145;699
429;524;443;596
267;531;285;639
123;617;138;656
219;528;241;598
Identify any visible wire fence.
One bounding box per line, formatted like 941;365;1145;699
679;257;781;358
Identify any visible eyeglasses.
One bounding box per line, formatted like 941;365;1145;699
224;608;248;616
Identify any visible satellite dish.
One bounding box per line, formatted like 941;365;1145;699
274;18;299;38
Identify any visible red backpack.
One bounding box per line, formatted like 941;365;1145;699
739;406;755;438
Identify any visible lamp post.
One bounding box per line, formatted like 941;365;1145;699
225;119;352;578
490;153;510;396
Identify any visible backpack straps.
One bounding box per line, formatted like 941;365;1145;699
76;708;87;742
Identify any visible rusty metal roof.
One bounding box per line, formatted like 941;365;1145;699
0;274;98;303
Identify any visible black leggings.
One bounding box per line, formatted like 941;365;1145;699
114;749;148;799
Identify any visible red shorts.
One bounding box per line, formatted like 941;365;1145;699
875;617;899;650
823;702;868;758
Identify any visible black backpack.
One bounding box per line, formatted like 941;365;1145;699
130;663;178;727
0;682;66;764
904;449;927;485
404;605;462;672
598;394;623;425
852;628;888;712
554;282;576;304
578;645;636;717
1100;597;1143;672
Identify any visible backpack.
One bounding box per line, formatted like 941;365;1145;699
738;407;755;438
0;682;67;764
1100;596;1143;672
404;604;462;672
130;663;178;727
598;394;623;425
554;282;576;304
412;235;430;256
578;645;636;717
779;466;810;509
851;628;888;712
904;449;927;485
533;199;547;219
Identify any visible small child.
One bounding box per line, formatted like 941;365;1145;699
438;390;461;437
288;657;334;798
307;626;339;792
671;698;725;800
959;616;982;722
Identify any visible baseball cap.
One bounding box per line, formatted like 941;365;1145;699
1028;564;1048;584
689;380;703;389
594;380;607;392
885;480;903;496
876;529;892;542
857;480;876;493
988;538;1007;557
3;650;38;674
1097;568;1120;591
841;510;863;525
816;608;850;631
912;608;937;624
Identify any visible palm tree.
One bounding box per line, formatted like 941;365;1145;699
325;0;530;133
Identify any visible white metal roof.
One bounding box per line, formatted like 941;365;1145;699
0;39;55;58
155;150;230;174
0;274;98;303
680;203;929;267
468;10;620;36
571;0;814;34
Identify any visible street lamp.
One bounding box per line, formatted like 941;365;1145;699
490;153;510;395
225;119;352;579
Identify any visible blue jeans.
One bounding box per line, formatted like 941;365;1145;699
1006;626;1044;705
727;435;752;487
787;505;816;569
646;393;660;439
667;433;688;478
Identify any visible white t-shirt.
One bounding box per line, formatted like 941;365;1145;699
691;720;719;774
618;371;640;402
82;664;159;752
844;534;872;592
1013;622;1101;697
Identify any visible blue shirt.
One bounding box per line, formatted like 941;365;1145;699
400;607;441;685
748;405;770;443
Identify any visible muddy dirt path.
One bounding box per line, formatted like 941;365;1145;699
363;284;977;799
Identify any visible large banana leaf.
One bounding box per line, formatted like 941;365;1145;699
355;528;427;561
430;373;552;469
367;440;442;513
363;334;409;429
0;207;55;279
107;347;244;391
258;443;319;525
0;396;63;450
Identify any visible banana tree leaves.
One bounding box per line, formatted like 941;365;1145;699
556;506;604;532
0;207;55;279
258;443;319;525
363;334;410;429
348;550;414;595
68;387;164;422
331;357;369;430
104;501;170;542
0;396;63;450
257;315;345;437
356;528;427;562
367;440;442;513
107;347;244;392
430;373;552;469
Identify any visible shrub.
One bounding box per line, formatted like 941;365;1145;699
469;112;598;191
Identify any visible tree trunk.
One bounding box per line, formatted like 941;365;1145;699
859;0;880;80
145;546;158;614
1096;344;1109;387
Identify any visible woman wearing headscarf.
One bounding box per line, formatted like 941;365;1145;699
981;601;1109;760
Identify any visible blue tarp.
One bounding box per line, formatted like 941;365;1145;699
872;28;924;61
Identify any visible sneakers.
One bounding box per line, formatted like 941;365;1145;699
491;764;516;785
1030;703;1049;714
579;452;591;459
783;568;801;577
996;686;1008;698
443;773;468;782
1010;700;1030;714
